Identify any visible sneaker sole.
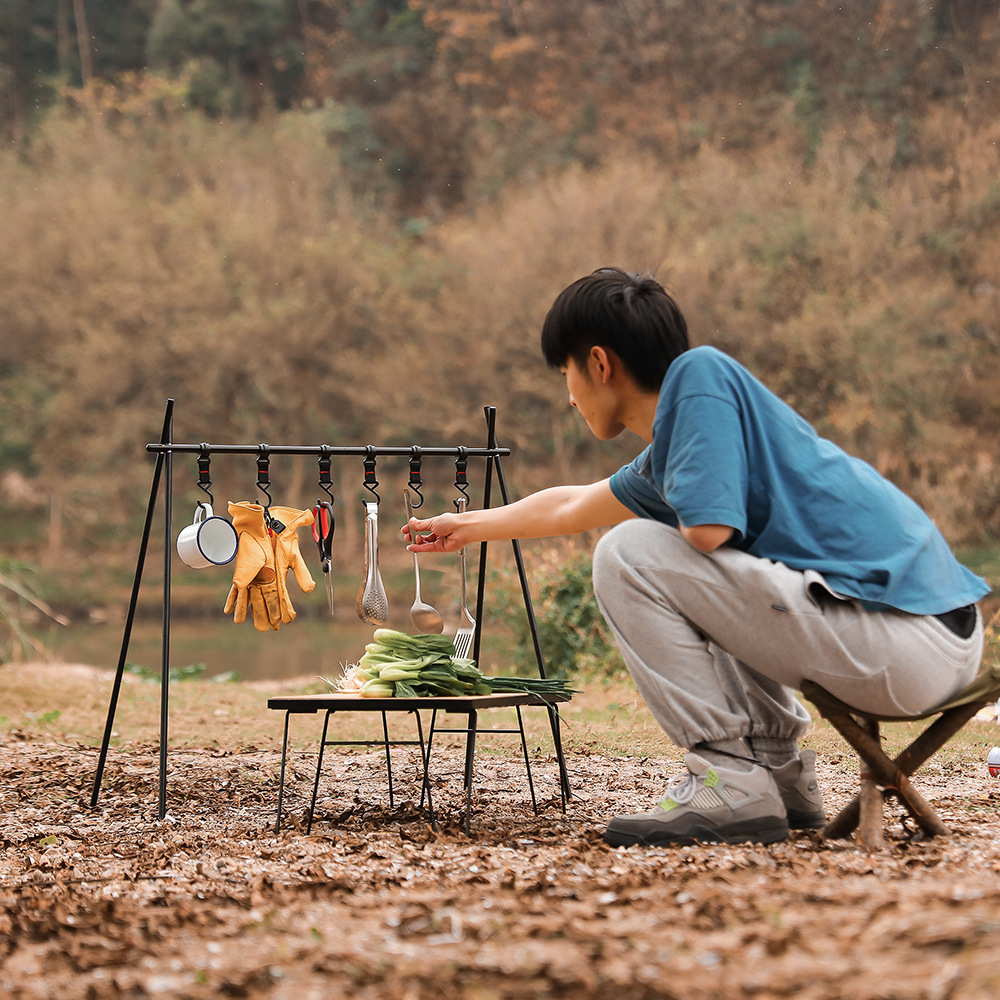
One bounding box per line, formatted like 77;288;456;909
786;808;826;831
604;817;789;849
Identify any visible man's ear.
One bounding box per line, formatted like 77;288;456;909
589;345;615;384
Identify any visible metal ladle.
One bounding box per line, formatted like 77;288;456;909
403;488;444;634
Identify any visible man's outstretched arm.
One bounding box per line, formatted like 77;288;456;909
405;478;634;554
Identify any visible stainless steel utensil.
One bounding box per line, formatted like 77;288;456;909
356;501;388;626
403;489;444;634
453;497;476;658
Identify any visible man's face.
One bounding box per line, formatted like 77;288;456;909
562;353;625;441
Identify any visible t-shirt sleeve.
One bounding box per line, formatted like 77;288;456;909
652;394;749;538
609;449;680;526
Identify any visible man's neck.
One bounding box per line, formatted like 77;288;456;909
619;387;659;444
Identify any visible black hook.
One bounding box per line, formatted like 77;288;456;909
362;445;380;505
256;444;272;508
453;446;470;511
407;446;424;509
196;443;214;507
317;445;335;503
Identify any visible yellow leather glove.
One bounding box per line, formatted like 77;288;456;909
267;505;316;624
224;502;281;632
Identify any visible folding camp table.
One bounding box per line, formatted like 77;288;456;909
268;691;570;835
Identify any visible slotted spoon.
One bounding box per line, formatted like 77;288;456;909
356;501;388;626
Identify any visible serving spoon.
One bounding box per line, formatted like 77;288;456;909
403;488;444;634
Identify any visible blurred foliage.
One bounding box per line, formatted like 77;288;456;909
1;0;1000;608
147;0;304;115
0;557;69;662
4;2;1000;205
488;544;624;680
121;660;240;682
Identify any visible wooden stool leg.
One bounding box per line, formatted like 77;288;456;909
806;680;991;846
858;719;883;850
822;710;956;845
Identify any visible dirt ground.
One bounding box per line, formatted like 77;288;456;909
3;673;1000;1000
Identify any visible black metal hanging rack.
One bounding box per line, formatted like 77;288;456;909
89;399;568;820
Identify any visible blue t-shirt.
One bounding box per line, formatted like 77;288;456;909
609;346;989;614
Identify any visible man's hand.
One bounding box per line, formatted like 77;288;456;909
404;511;469;553
403;478;633;554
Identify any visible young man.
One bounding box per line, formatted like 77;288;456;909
407;268;988;848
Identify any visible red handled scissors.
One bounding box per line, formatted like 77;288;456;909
312;500;335;614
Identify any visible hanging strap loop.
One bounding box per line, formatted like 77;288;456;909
407;446;424;508
196;443;213;507
317;445;335;502
256;444;272;507
453;446;470;509
362;445;380;505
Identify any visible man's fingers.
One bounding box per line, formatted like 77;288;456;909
403;517;434;543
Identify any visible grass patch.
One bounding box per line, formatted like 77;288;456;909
3;662;997;771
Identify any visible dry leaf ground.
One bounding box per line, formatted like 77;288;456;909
3;664;1000;1000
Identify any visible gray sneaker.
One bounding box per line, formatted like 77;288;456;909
603;753;789;848
772;748;826;830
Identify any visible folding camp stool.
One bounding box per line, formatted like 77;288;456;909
801;660;1000;851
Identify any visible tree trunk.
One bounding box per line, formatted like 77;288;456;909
72;0;93;86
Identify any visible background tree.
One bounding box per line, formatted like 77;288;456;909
0;0;157;136
147;0;305;115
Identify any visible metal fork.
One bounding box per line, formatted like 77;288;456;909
452;497;476;659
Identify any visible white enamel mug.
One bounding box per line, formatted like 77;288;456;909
176;503;239;569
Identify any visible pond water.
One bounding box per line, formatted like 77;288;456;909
41;615;394;684
40;610;518;685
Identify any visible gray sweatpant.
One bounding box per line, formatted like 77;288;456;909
592;520;984;750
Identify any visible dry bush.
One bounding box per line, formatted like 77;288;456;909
430;114;1000;540
3;95;1000;570
427;157;691;488
0;105;440;547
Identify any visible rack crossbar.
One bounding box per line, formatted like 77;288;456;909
147;443;510;458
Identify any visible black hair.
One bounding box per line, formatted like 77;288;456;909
540;268;689;391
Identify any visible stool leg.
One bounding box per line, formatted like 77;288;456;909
381;711;394;808
546;703;572;805
275;711;291;834
412;710;436;831
419;709;438;811
858;719;883;851
463;709;479;836
515;705;538;813
307;711;332;835
820;709;955;844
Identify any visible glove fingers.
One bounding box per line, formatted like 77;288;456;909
259;581;283;629
289;550;316;593
274;574;296;624
225;583;249;624
249;587;276;632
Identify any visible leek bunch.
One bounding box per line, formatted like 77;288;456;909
335;629;574;699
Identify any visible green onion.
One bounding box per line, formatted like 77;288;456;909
333;631;576;699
